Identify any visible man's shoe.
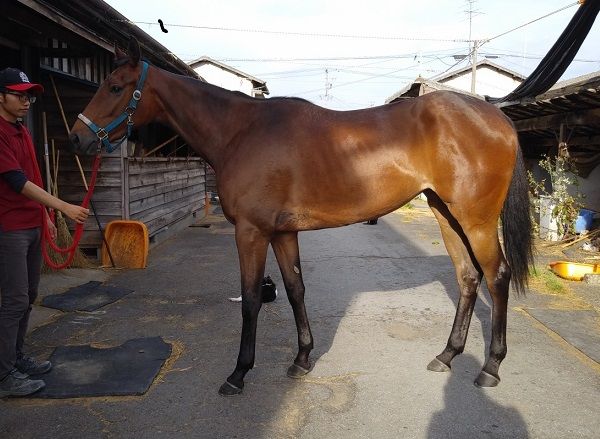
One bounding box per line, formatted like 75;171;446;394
0;369;45;397
15;356;52;375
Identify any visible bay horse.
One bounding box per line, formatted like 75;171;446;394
69;39;533;396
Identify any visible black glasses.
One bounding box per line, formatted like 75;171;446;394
3;91;36;104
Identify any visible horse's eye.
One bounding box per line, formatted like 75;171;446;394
110;85;123;94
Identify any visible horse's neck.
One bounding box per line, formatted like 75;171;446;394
152;69;251;170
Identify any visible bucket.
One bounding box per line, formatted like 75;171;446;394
575;209;594;234
102;220;149;268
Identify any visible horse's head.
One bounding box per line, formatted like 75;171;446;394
70;38;152;155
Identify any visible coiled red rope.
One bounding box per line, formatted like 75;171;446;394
41;153;102;269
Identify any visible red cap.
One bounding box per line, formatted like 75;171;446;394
0;68;44;94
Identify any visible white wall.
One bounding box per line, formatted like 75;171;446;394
193;64;255;96
441;67;522;97
577;164;600;213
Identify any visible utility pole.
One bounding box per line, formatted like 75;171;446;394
471;40;478;94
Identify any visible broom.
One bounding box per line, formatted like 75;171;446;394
41;120;94;270
52;140;94;269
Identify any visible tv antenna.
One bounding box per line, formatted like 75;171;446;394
319;69;334;101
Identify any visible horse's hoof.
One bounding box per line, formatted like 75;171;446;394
474;370;500;387
218;380;243;396
287;362;311;379
427;357;451;372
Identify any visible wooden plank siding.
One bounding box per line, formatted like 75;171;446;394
56;152;124;247
127;158;205;236
57;152;205;251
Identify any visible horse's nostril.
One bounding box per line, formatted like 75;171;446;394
69;132;80;147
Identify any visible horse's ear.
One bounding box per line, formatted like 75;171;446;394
127;38;141;66
114;42;128;63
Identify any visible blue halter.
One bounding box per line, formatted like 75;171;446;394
78;61;149;153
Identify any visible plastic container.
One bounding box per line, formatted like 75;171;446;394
548;261;600;281
574;209;594;233
102;220;149;268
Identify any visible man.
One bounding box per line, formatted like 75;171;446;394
0;67;89;397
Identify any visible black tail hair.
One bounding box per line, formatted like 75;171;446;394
501;147;534;295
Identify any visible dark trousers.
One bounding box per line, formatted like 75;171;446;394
0;228;42;378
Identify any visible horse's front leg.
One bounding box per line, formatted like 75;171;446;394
271;232;313;378
219;223;269;396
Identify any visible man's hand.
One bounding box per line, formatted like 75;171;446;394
46;217;57;241
62;204;89;224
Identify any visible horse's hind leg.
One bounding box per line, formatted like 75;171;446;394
462;222;511;387
271;232;314;378
219;222;270;396
426;191;483;372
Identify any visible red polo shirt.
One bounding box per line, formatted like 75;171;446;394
0;116;43;231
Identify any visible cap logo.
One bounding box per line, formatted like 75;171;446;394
19;72;30;83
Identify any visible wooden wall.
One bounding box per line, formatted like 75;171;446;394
127;157;205;236
205;164;217;197
57;151;125;248
57;152;205;253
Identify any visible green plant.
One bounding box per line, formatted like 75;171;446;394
527;154;584;239
529;266;566;294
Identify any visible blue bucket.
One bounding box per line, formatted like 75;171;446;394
575;209;594;233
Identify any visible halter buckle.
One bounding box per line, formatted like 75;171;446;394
96;128;109;140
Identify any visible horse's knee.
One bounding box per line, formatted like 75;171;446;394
241;293;261;314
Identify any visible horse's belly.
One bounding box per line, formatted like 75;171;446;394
274;209;361;231
274;188;419;232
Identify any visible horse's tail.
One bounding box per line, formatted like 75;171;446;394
501;145;534;296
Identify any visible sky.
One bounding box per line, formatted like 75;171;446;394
103;1;600;110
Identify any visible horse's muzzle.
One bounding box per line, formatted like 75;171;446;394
69;132;96;156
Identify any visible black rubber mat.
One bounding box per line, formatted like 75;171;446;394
31;337;171;398
41;281;133;312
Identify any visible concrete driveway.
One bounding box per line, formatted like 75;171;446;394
1;202;599;438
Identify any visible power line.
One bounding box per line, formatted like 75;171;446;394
292;58;441;96
115;19;470;43
201;48;469;64
485;1;580;42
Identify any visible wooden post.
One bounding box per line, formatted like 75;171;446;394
42;112;52;194
205;190;210;218
142;134;178;157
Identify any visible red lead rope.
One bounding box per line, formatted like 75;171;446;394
41;154;102;269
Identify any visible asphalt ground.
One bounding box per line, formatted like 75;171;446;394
1;201;599;438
